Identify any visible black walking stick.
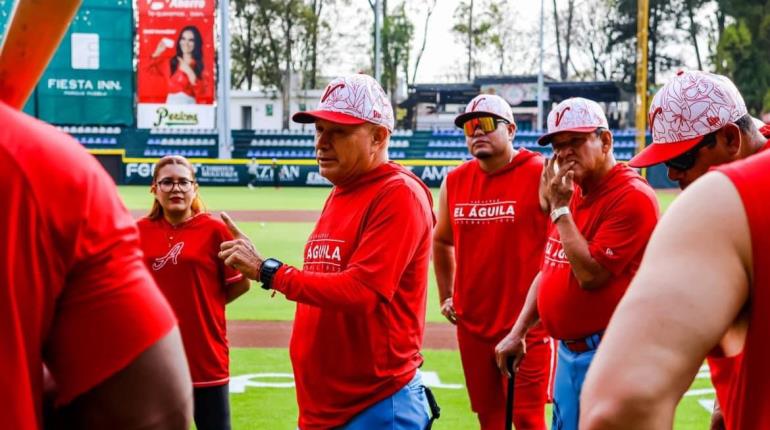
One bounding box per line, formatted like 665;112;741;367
506;356;515;430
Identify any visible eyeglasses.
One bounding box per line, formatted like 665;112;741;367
462;116;509;137
664;132;718;171
157;178;195;192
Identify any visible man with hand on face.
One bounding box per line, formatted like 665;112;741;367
433;94;552;430
217;74;437;430
494;97;659;430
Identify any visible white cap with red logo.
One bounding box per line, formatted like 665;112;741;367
454;94;515;127
292;74;394;132
537;97;609;145
629;70;748;168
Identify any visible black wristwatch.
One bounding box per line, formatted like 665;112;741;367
259;258;284;290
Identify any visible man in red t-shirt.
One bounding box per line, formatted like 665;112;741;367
0;100;193;429
626;70;770;429
580;149;770;430
219;74;437;430
494;97;659;430
433;94;552;429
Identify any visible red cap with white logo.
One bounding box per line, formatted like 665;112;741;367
454;94;515;127
292;74;394;132
537;97;609;145
628;70;748;168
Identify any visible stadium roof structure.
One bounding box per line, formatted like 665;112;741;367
547;81;628;103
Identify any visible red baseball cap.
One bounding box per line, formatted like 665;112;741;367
292;74;395;132
628;71;748;168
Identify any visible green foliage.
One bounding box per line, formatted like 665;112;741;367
715;6;770;115
451;0;507;79
381;3;414;101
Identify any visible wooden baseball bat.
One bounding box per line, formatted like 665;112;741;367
0;0;83;109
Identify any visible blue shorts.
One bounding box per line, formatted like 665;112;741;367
339;370;432;430
551;334;601;430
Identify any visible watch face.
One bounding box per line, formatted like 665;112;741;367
263;259;281;271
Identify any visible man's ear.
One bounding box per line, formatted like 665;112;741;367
600;129;613;153
371;124;389;150
722;123;742;156
507;123;517;139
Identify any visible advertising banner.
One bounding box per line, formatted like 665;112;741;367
123;161;454;188
137;0;216;129
39;0;134;124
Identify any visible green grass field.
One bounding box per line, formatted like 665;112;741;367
119;185;710;429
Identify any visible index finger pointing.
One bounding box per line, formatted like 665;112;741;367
221;212;246;239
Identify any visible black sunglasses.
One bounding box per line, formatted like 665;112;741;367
664;132;718;171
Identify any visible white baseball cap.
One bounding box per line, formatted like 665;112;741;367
454;94;515;127
537;97;609;145
628;70;748;168
293;74;395;132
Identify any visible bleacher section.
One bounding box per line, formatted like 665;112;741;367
67;127;645;162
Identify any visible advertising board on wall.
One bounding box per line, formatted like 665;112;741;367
137;0;216;129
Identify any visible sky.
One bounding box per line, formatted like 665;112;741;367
411;0;542;82
323;0;716;85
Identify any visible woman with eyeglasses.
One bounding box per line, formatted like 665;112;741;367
137;155;250;430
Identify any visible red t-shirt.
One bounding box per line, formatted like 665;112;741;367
446;149;549;342
716;150;770;429
707;129;770;415
537;164;659;340
138;213;243;386
272;162;435;429
0;102;176;429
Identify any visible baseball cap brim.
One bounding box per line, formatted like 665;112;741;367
292;110;367;126
537;126;601;146
627;135;704;168
454;111;510;128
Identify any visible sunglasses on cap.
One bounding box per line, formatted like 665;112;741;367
664;132;718;171
462;116;509;137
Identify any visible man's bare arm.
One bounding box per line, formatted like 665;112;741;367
55;327;193;429
580;172;751;430
433;179;457;323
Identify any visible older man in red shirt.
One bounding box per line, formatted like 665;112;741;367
219;74;437;430
495;97;659;430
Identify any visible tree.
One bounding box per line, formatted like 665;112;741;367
713;0;770;114
230;0;260;90
381;3;414;107
410;0;438;84
229;0;320;129
451;0;499;80
553;0;575;80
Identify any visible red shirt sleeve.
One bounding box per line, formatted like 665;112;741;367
273;182;431;310
44;168;176;405
587;189;659;276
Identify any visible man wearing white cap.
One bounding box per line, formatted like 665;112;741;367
628;70;770;190
217;74;437;429
494;97;659;430
580;138;770;430
433;94;553;429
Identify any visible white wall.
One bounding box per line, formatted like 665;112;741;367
230;89;322;131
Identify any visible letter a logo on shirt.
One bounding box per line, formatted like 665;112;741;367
153;242;184;271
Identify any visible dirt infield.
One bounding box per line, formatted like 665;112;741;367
130;209;321;222
228;320;458;350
